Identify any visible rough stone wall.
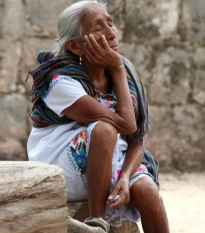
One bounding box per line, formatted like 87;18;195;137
0;0;204;171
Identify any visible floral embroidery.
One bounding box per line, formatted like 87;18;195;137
106;95;114;101
73;137;78;145
137;165;148;173
116;169;122;179
73;149;86;167
70;129;88;175
94;89;117;112
94;92;101;99
53;75;59;80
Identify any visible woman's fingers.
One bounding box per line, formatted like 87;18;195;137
83;41;94;63
84;34;103;55
83;35;96;59
107;178;130;208
107;190;119;203
107;180;130;209
88;34;104;52
100;34;110;50
83;33;122;69
83;35;104;64
107;192;129;209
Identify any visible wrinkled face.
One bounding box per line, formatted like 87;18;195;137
80;5;119;52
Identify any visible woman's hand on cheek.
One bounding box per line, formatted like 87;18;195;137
83;34;122;70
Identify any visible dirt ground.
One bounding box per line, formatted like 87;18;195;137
138;172;205;233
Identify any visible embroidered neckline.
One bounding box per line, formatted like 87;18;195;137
94;88;117;101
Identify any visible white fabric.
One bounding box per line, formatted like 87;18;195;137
27;75;144;227
28;76;88;200
42;75;87;117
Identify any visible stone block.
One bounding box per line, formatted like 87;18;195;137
1;0;24;39
0;94;27;139
25;0;74;32
22;37;54;79
0;41;22;93
170;105;205;171
183;0;205;44
123;0;180;42
192;48;205;105
0;161;68;233
0;138;27;161
149;47;190;105
145;106;174;169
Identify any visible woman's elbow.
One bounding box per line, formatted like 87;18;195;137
127;123;137;135
121;121;137;135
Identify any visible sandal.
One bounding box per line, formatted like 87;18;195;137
83;217;110;232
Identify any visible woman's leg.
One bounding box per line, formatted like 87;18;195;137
86;121;117;218
129;176;170;233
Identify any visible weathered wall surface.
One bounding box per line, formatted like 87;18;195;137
0;0;204;171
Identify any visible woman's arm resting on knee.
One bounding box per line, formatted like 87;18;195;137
107;136;144;208
62;91;135;135
62;35;137;135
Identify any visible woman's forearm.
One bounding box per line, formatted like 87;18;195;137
120;136;144;179
109;64;137;134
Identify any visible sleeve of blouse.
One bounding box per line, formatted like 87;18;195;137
42;75;87;117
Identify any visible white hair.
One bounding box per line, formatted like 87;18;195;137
54;0;107;54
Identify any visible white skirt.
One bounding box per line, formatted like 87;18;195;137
28;121;150;227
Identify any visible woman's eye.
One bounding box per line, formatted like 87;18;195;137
108;21;114;27
95;27;103;32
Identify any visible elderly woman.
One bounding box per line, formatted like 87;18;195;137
26;1;170;232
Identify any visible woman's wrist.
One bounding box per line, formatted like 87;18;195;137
109;64;127;83
108;63;125;74
119;171;131;181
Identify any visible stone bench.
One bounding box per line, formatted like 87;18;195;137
68;202;140;233
0;161;68;233
0;161;140;233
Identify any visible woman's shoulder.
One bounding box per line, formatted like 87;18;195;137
120;55;136;70
50;75;81;85
42;75;86;99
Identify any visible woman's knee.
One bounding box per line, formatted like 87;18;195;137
130;176;163;211
91;121;118;145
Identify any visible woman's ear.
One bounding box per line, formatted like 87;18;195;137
65;40;83;56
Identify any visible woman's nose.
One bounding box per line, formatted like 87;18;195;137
104;25;117;41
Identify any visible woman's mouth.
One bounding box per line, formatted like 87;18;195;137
110;45;119;51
